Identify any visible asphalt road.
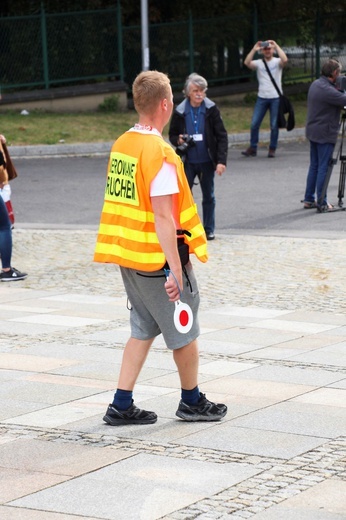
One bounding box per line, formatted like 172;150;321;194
10;140;346;238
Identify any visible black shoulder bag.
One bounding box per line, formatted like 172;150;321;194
262;59;295;131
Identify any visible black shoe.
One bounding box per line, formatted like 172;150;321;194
176;393;227;422
268;148;275;158
0;267;28;282
241;147;257;157
103;401;157;426
206;232;215;241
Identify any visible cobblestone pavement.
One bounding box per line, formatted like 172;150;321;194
0;228;344;519
13;228;346;314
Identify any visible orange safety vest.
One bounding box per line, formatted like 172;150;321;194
94;130;208;270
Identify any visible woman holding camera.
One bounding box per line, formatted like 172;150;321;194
169;73;228;241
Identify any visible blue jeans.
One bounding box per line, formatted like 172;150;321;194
184;161;215;234
0;195;12;269
250;96;280;150
304;141;334;205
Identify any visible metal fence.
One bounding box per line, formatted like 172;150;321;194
0;5;345;95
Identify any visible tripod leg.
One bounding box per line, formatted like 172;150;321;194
337;160;346;207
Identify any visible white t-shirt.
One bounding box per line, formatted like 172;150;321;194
128;125;179;197
252;57;283;98
150;160;179;196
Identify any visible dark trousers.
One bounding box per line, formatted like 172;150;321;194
184;161;215;234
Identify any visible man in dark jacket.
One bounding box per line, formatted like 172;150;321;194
169;73;228;240
303;59;346;210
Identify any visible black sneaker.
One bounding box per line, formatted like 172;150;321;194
0;267;27;282
103;401;158;426
176;393;227;422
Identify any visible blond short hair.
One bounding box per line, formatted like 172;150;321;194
132;70;171;114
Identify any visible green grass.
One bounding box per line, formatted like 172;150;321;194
0;95;307;146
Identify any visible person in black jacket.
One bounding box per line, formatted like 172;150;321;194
169;73;228;240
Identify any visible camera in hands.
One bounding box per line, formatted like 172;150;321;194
177;134;195;154
336;75;346;92
261;41;270;48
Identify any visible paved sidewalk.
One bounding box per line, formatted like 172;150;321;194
0;228;345;520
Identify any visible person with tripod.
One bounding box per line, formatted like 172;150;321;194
302;59;346;210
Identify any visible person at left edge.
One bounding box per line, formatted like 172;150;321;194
0;134;27;282
94;70;227;426
168;73;228;241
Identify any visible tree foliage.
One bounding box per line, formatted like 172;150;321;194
1;0;345;18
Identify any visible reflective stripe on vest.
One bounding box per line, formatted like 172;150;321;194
94;131;208;270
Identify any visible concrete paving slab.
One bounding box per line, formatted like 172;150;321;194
0;507;99;520
201;376;316;402
0;467;70;503
278;310;346;326
2;401;105;428
328;378;346;389
178;424;328;459
291;387;346;407
290;343;346;367
48;362;119;382
42;293;119;305
0;321;73;335
231;401;346;437
251;479;346;519
0;438;131;475
25;372;115;390
0;303;57;315
9;453;261;519
9;314;108;328
232;365;344;386
201;326;304;346
325;326;346;337
0;380;105;406
250;318;338;334
267;333;346;350
197;311;262;328
0;353;77;372
209;305;291;319
198;359;258;377
0;369;33;382
80;328;132;345
198;337;265;355
0;400;55;421
240;345;319;360
20;341;125;364
0;288;64;303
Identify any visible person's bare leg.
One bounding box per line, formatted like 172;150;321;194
174;339;227;421
173;339;199;390
103;336;157;425
117;337;154;390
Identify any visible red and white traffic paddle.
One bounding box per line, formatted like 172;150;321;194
165;269;193;334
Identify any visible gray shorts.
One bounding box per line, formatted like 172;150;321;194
120;262;200;350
